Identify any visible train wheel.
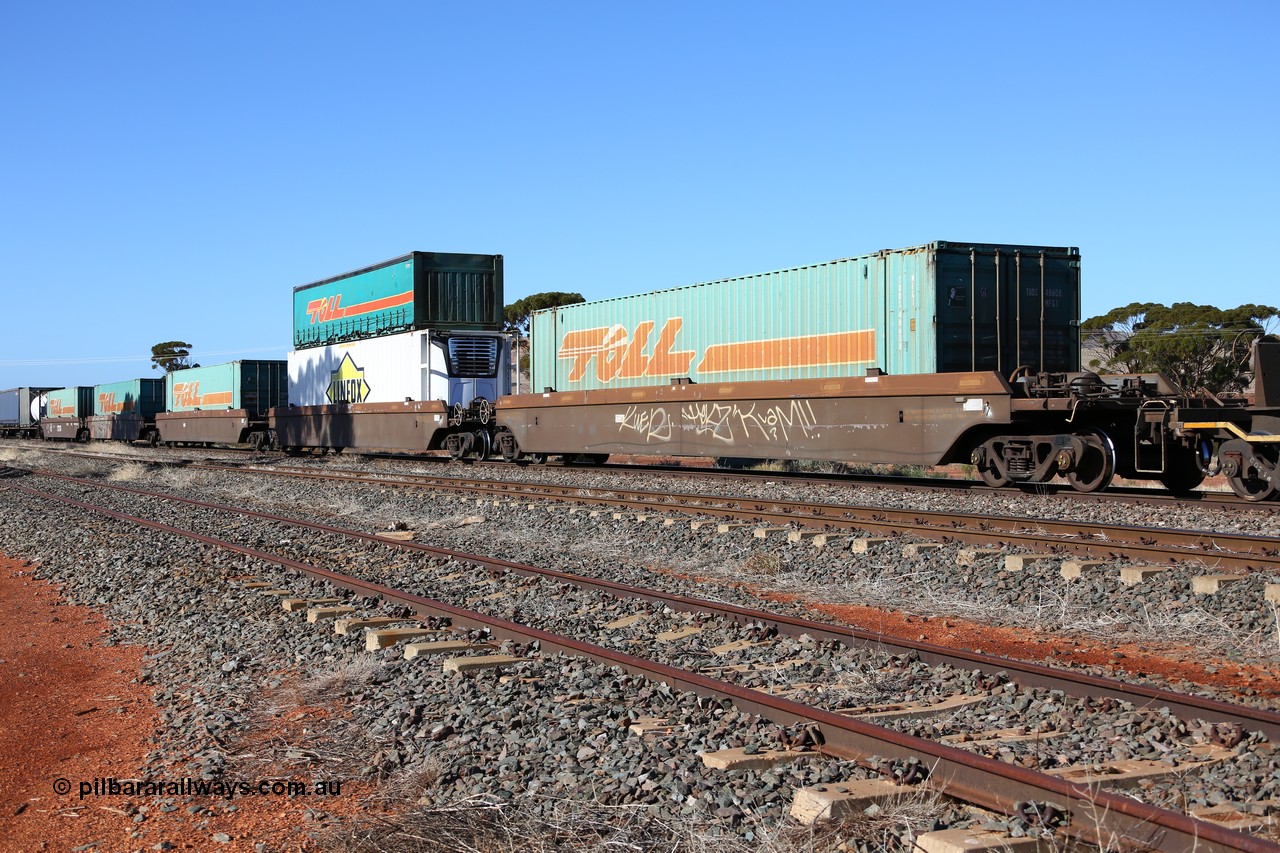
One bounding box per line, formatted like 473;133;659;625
498;431;522;463
472;430;492;462
1159;444;1207;494
525;452;547;465
1228;472;1277;502
1222;437;1277;501
971;442;1011;487
977;465;1011;488
1065;429;1116;493
444;433;468;461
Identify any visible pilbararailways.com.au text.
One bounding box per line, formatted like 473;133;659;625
61;777;343;800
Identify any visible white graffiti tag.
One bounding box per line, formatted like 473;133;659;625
682;399;819;445
618;405;673;441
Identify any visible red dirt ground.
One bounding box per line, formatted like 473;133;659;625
0;556;375;852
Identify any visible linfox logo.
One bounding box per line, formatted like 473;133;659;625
556;318;877;385
173;382;201;408
326;353;371;404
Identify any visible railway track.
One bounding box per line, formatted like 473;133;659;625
5;471;1278;850
15;439;1280;513
29;449;1280;572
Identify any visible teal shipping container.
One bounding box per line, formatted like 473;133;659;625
46;386;94;418
92;378;165;417
529;241;1080;392
293;252;504;349
166;360;288;416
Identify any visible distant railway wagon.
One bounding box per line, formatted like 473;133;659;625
278;328;511;453
87;378;165;442
40;386;94;440
292;252;504;349
0;387;55;438
530;242;1080;392
157;360;287;447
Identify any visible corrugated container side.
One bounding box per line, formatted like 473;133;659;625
3;387;56;427
531;241;1079;392
420;253;504;331
930;244;1080;374
47;387;94;418
93;379;165;417
532;258;884;392
0;389;20;425
292;252;503;349
167;360;288;416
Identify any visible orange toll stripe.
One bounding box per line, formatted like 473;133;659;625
697;330;876;374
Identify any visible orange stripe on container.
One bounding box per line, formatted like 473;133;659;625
697;330;877;374
335;290;414;320
201;392;234;406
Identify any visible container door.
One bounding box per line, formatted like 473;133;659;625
934;248;1006;375
996;249;1081;374
880;250;929;375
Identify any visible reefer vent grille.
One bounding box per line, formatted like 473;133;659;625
447;337;499;377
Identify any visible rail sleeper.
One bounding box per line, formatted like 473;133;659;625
916;828;1053;852
789;779;910;825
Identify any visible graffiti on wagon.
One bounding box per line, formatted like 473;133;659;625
617;399;819;445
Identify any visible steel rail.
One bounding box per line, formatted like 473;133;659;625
21;468;1280;743
20;441;1280;514
183;462;1280;571
9;479;1274;853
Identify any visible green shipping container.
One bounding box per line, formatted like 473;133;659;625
92;378;165;417
293;252;504;349
46;386;94;419
529;241;1080;392
166;360;288;416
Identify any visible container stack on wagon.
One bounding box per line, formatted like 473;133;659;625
501;242;1082;466
87;378;165;442
277;252;513;452
529;241;1080;392
40;386;94;440
157;360;288;447
0;387;55;438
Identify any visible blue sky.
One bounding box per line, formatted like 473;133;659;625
1;1;1276;389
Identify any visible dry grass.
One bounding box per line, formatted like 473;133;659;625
319;788;955;853
221;659;387;785
106;462;150;482
744;552;784;576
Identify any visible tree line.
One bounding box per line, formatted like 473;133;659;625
1082;302;1278;394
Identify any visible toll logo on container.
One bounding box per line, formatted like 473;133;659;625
305;290;414;325
557;318;877;385
98;392;131;414
173;382;202;408
558;318;696;383
326;353;371;404
172;382;235;409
